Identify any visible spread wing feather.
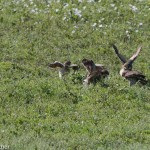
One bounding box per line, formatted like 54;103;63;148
124;70;145;78
49;61;64;68
124;46;142;68
112;44;127;64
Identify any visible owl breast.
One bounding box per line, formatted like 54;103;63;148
120;68;125;77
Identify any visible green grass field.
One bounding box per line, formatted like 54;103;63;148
0;0;150;149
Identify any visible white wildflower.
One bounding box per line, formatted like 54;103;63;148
126;30;130;38
92;23;97;27
34;22;38;25
55;9;59;12
1;130;5;133
135;30;138;32
110;4;115;7
126;30;129;34
129;4;138;12
31;9;36;13
24;4;28;8
35;8;38;11
29;0;33;5
73;8;82;17
83;6;86;10
63;16;67;20
74;25;78;28
71;30;75;34
114;7;117;10
139;22;143;27
64;3;69;9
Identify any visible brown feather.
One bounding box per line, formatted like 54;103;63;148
70;64;80;71
49;61;64;68
112;44;127;64
124;46;142;69
124;70;145;78
82;59;109;85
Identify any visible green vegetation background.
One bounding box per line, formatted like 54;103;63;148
0;0;150;149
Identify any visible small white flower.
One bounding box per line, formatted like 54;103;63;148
81;18;84;21
114;7;117;10
1;130;5;133
73;8;82;17
110;4;115;7
30;1;33;5
16;1;19;4
63;16;67;20
64;3;69;9
74;25;78;28
31;9;36;13
129;4;138;12
83;6;86;10
132;6;138;12
55;9;59;12
24;4;28;8
78;0;82;2
99;24;103;28
135;30;138;32
126;30;130;38
92;23;97;27
71;30;75;34
139;22;143;27
126;30;129;34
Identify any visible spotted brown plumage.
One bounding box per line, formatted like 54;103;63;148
49;61;79;78
112;44;147;86
82;59;109;86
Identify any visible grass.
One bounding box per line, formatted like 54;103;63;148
0;0;150;149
